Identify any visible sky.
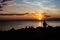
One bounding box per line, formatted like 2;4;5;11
0;0;60;20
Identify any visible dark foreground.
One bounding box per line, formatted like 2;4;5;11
0;26;60;40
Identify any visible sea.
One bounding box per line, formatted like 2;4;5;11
0;20;60;31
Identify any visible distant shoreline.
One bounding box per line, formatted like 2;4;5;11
0;20;60;21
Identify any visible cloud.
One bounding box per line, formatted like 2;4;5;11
3;3;33;10
1;0;12;3
0;0;12;11
0;3;34;14
43;5;57;10
0;0;55;11
25;2;43;6
23;0;54;4
0;0;60;15
23;0;58;14
22;0;55;9
42;5;59;11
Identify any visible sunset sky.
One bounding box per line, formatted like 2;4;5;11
0;0;60;20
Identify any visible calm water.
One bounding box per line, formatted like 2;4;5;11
0;21;60;31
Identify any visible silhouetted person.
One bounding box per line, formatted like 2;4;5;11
43;20;47;28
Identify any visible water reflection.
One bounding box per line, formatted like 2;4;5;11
37;21;43;27
0;21;60;31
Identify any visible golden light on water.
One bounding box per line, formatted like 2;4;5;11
38;22;42;26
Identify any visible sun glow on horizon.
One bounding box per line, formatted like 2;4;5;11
35;14;45;20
